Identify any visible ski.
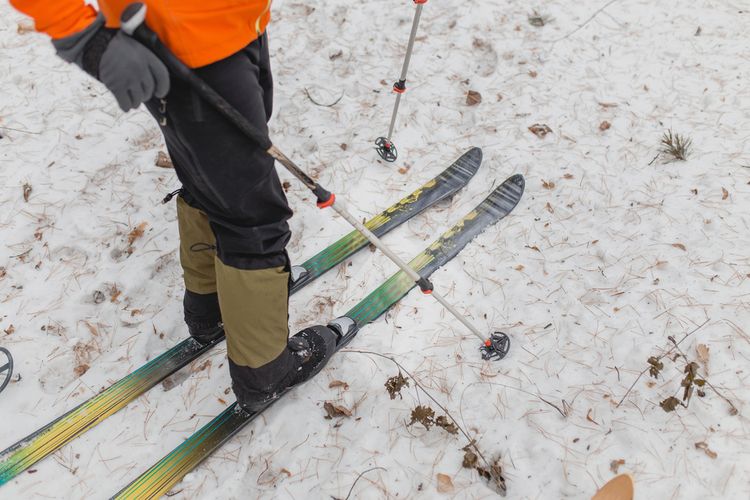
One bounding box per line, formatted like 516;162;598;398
0;148;482;487
112;173;525;500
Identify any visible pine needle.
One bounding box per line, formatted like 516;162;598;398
659;130;692;162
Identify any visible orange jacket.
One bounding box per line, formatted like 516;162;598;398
10;0;273;68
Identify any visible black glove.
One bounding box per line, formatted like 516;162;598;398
52;13;169;111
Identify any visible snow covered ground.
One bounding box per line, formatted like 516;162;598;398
1;0;749;498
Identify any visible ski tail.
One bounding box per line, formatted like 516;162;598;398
0;149;481;487
112;173;525;500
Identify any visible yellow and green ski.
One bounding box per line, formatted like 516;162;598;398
113;173;525;499
0;148;482;487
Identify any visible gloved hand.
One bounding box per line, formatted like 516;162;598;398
52;13;169;111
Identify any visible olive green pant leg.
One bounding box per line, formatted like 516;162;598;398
215;259;290;368
176;196;217;294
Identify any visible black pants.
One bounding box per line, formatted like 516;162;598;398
147;33;292;272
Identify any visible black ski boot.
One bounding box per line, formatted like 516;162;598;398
234;325;339;413
184;290;224;345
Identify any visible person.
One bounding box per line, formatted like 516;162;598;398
9;0;337;412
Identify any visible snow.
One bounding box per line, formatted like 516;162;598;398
1;0;749;498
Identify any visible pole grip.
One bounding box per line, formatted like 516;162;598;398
119;3;274;151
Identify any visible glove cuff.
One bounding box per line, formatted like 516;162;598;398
82;28;117;79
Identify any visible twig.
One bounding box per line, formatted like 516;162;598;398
549;0;620;43
342;466;386;500
342;349;494;470
669;337;739;415
0;125;42;135
617;319;709;407
303;88;344;107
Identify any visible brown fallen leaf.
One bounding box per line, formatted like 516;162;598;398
127;222;149;253
545;202;554;213
563;173;574;179
466;90;482;106
610;459;625;473
17;22;34;34
155;151;174;168
74;363;90;377
0;267;5;279
695;441;718;459
3;324;14;335
514;264;524;271
282;181;291;192
329;380;350;390
696;344;709;370
672;243;687;251
542;179;556;190
599;120;611;131
528;123;553;138
436;473;454;493
462;449;479;469
323;401;352;419
721;187;729;200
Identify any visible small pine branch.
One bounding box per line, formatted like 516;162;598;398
659;130;692;162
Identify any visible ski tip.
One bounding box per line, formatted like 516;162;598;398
592;474;634;500
506;173;525;191
457;147;482;170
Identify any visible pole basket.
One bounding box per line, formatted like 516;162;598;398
480;332;511;361
0;347;13;395
375;136;398;162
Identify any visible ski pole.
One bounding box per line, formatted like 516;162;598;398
374;0;428;163
121;3;508;360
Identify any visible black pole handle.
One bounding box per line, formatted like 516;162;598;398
119;3;334;204
120;3;273;151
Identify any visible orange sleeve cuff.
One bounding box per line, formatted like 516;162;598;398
9;0;98;39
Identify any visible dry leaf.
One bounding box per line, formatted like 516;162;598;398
545;202;554;213
84;321;98;337
542;179;556;190
398;166;410;175
696;344;709;369
436;473;454;493
721;187;729;200
564;173;574;179
110;285;122;303
671;243;686;251
323;401;352;419
435;415;459;435
74;364;90;377
128;222;149;246
695;441;718;459
599;121;611;131
0;267;5;279
339;143;348;151
610;459;625;473
329;380;349;390
17;22;34;34
3;325;14;335
528;70;538;78
282;181;291;192
385;372;409;399
462;449;479;468
22;183;32;202
514;264;524;271
528;123;553;138
155;151;174;168
466;90;482;106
